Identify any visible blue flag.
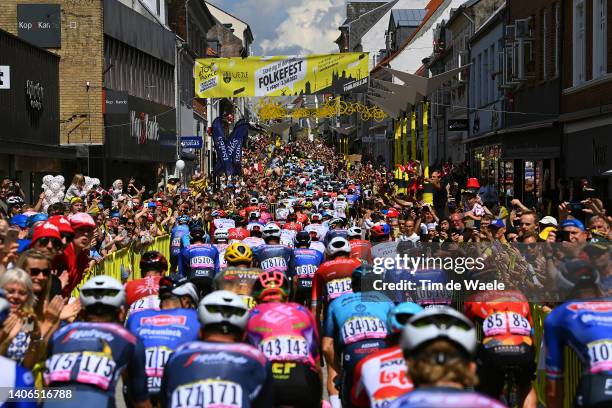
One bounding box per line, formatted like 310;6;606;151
212;117;233;175
227;120;248;175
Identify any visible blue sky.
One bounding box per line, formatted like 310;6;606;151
207;0;346;55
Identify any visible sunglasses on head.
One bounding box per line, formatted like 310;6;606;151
29;267;51;277
37;237;63;250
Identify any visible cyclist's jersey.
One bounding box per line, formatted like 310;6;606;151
126;308;200;395
254;244;295;277
294;248;324;294
242;236;266;250
296;213;309;224
324;291;393;349
349;239;373;264
246;302;319;369
324;229;349;247
347;194;360;206
544;299;612;380
333;201;348;218
275;207;290;221
44;322;148;405
310;241;326;255
125;276;161;316
312;258;362;306
170;225;190;258
387;387;506;408
260;212;273;224
160;341;273;408
351;345;413;408
181;243;220;281
228;227;249;241
0;356;36;408
213;268;261;309
213;218;235;230
304;223;328;242
214;243;229;269
279;229;297;248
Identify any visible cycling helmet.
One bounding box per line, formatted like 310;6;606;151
214;228;229;242
6;196;24;206
327;236;351;257
159;275;199;305
387;302;424;334
252;271;290;303
0;290;9;325
351;263;377;292
177;215;190;225
329;218;345;228
250;197;259;205
224;242;253;265
190;223;206;240
348;226;363;238
198;290;249;333
249;210;261;220
247;222;263;232
401;306;476;358
211;210;226;218
26;213;49;228
294;231;311;247
262;222;281;240
80;275;125;309
311;213;322;222
336;195;346;202
140;251;168;274
386;208;400;219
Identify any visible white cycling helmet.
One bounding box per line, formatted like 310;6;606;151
214;228;229;242
173;282;199;305
80;275;125;309
247;222;263;232
311;213;322;222
198;290;249;332
249;210;261;219
401;306;476;358
6;196;24;206
348;226;363;238
262;222;281;240
250;197;259;205
327;236;351;257
336;194;346;202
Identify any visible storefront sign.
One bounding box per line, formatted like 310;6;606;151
130;111;159;144
17;4;61;48
25;80;44;110
104;89;129;114
448;119;468;131
180;136;203;149
0;66;9;89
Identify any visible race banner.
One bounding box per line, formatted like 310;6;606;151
194;53;369;98
227;120;248;175
212;117;233;176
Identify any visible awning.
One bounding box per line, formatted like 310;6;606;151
464;121;555;144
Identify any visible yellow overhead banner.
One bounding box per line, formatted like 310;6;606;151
194;53;369;98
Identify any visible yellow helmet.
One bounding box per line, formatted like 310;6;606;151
224;242;253;265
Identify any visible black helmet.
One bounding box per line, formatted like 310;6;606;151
294;231;311;247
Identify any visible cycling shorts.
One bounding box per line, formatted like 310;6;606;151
340;339;387;407
270;362;321;408
293;281;313;306
575;372;612;408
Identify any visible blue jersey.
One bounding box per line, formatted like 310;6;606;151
181;243;220;281
0;357;36;408
44;322;148;406
170;225;190;258
324;291;394;350
388;387;506;408
544;299;612;379
254;244;296;277
126;308;200;395
294;248;324;292
160;341;274;408
347;193;359;206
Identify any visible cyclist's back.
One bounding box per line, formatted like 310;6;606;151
293;247;324;305
388;388;507;408
181;242;219;294
125;275;160;316
0;353;36;408
312;257;362;307
169;224;189;271
349;239;373;264
254;244;295;277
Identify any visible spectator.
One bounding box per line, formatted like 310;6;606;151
63;174;87;203
560;218;588;243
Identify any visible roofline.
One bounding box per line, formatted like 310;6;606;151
204;1;253;32
0;27;60;59
346;0;398;30
470;2;505;43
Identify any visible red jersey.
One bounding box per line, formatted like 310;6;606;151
283;222;303;232
55;243;90;297
125;276;161;306
311;257;362;305
349;239;373;264
351;345;413;408
229;227;250;241
296;213;309;224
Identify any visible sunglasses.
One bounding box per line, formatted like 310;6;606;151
29;268;51;277
126;222;136;226
61;233;74;243
37;237;63;250
81;288;121;298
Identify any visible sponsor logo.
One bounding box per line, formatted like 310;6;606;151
139;328;182;337
140;314;187;326
63;329;114;343
184;352;248;367
379;369;409;385
568;302;612;312
380;358;404;369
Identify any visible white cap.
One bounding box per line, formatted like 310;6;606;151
540;216;558;227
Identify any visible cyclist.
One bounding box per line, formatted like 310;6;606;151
305;213;328;245
213;228;230;269
389;306;505;408
224;242;254;268
347;226;373;264
323;264;394;407
43;276;150;408
463;289;535;407
126;275;200;401
159;290;273;407
125;251;168;315
293;231;324;306
246;271;322;407
351;302;424;408
244;222;266;249
169;215;190;273
544;259;612;408
210;209;235;234
181;222;219;297
254;222;295;278
0;290;36;408
333;194;348;220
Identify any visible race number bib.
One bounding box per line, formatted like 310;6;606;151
587;340;612;373
341;316;387;344
145;346;173;378
129;295;160;313
259;336;309;361
171;380;243;408
46;352;116;390
326;278;352;300
296;264;317;279
483;312;531;337
171;237;181;247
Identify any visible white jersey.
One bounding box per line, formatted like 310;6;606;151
213;218;235;230
305;223;328;241
309;241;326;255
215;243;229;269
280;229;296;248
242;236;266;250
333;200;348;218
275;207;290;221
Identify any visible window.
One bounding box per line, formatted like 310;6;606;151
156;0;161;16
542;10;548;79
482;49;488;104
573;0;586;85
553;3;560;77
593;0;607;78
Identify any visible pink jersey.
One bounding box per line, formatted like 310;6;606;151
245;302;319;369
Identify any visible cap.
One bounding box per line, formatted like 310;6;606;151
9;214;28;229
147;202;157;208
31;222;61;244
560;218;586;232
540;216;558;227
70;197;83;205
48;216;75;234
489;219;505;229
68;212;96;230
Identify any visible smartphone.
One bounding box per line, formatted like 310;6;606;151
568;202;583;213
556;230;571;242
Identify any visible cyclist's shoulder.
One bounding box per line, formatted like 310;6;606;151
546;298;612;324
174;341;267;366
52;321;138;344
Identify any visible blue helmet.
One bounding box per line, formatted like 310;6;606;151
387;302;423;334
177;215;190;225
26;213;49;228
